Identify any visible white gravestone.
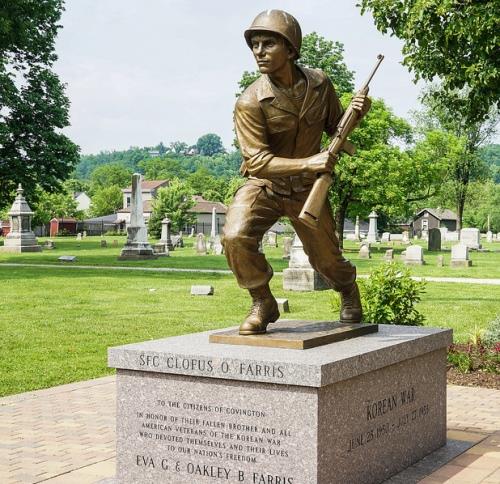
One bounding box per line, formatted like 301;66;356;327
404;245;424;265
445;231;459;242
381;232;390;243
118;173;156;260
460;228;481;249
354;215;361;241
196;233;207;255
283;235;328;291
366;211;379;243
451;244;471;267
359;244;371;259
486;231;493;243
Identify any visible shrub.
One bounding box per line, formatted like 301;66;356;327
483;315;500;346
361;263;426;325
447;343;499;374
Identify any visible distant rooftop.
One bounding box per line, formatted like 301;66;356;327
415;208;458;221
189;195;227;214
122;180;169;192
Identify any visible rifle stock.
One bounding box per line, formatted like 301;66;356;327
299;55;384;229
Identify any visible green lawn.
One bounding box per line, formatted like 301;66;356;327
0;264;498;397
1;235;500;279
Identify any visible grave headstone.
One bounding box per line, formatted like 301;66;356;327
83;230;87;238
76;233;82;241
213;235;224;255
421;230;428;241
196;233;207;255
460;228;481;249
160;217;174;250
404;245;424;265
283;235;328;291
118;173;156;260
189;227;195;237
266;231;278;247
445;231;459;242
354;215;361;241
381;232;390;243
486;231;493;243
383;249;394;261
190;285;214;296
210;207;217;239
451;243;471;267
390;234;403;242
366;211;378;243
58;255;76;262
0;184;41;253
100;239;107;248
436;255;444;267
402;230;410;244
428;228;442;251
359;244;371;259
153;243;169;256
282;236;292;260
439;227;448;242
276;298;290;313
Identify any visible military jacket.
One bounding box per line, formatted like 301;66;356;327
234;66;343;195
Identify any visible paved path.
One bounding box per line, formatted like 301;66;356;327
0;377;499;483
2;262;500;285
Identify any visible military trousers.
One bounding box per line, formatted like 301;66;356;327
222;180;356;291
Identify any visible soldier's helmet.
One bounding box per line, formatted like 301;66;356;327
244;10;302;59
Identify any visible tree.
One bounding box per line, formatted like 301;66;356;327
196;133;225;157
89;163;132;193
462;181;500;233
32;187;82;226
329;96;441;245
237;32;354;95
169;141;188;154
0;0;80;209
148;179;196;237
138;157;186;180
479;144;500;184
359;0;499;124
89;185;123;218
414;86;498;229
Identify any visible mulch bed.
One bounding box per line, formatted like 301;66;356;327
447;366;500;390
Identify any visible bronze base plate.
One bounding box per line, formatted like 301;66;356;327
209;320;378;350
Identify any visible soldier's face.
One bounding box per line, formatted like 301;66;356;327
250;33;294;74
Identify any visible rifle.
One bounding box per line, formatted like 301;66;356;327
298;54;384;229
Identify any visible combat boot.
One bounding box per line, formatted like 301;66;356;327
339;282;362;324
239;284;280;335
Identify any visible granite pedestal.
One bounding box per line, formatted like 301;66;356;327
108;323;451;484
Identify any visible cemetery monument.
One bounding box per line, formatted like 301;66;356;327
221;9;371;335
109;9;451;484
0;184;41;253
118;174;156;260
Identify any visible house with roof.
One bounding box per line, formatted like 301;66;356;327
412;208;458;237
187;195;227;235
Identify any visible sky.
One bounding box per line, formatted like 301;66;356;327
55;0;425;155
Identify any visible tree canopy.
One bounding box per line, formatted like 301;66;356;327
0;0;79;209
360;0;500;123
196;133;225;156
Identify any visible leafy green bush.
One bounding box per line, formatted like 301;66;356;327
483;315;500;346
361;263;426;325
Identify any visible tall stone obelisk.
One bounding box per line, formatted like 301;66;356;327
118;174;156;260
1;184;41;252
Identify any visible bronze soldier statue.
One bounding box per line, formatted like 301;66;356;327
222;10;371;335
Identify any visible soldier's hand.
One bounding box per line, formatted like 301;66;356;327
352;93;371;117
306;152;336;174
